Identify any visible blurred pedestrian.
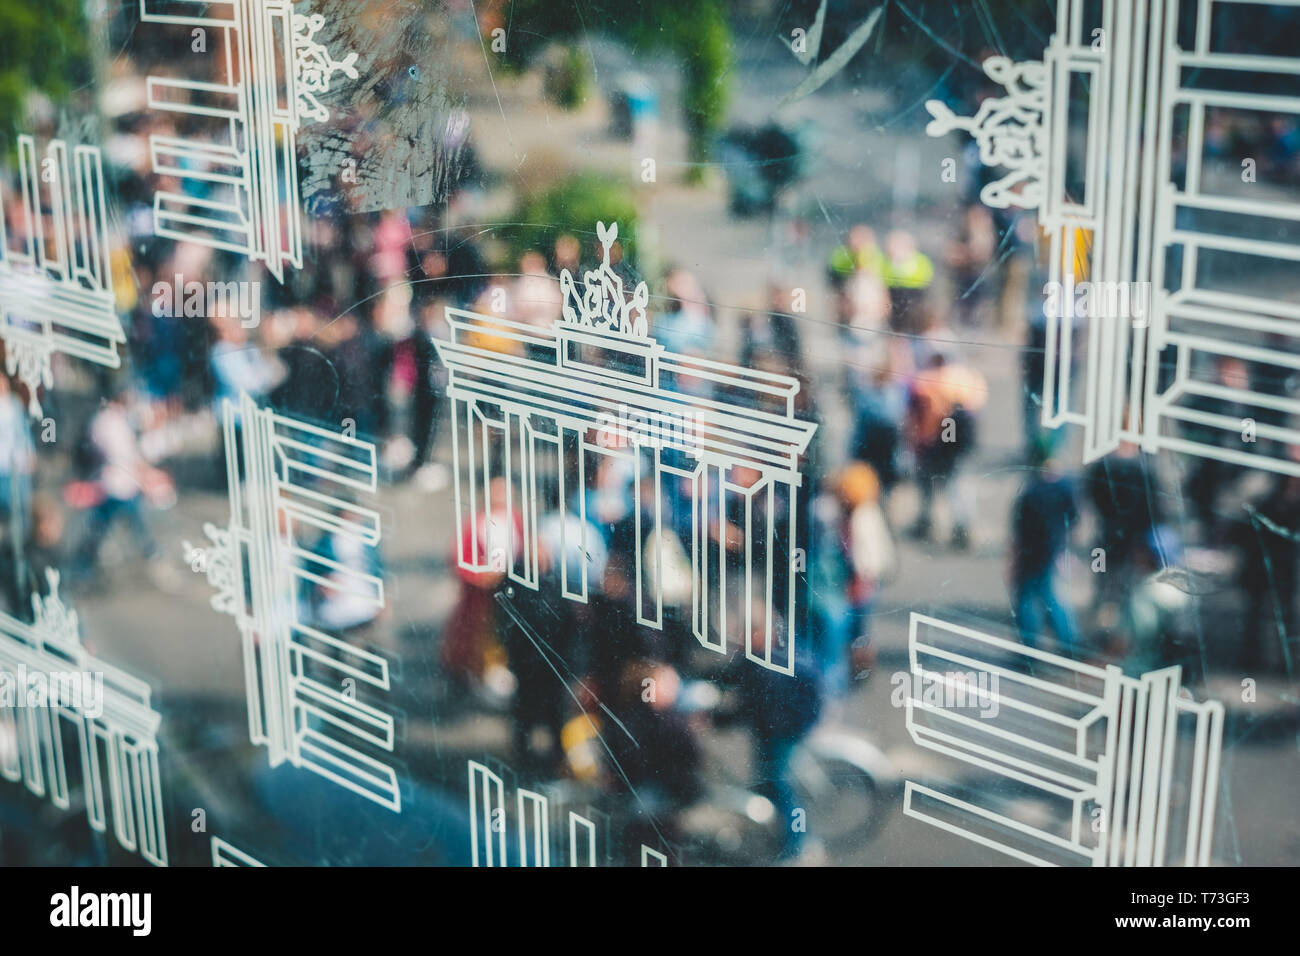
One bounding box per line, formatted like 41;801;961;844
739;285;804;377
69;389;173;586
733;607;823;862
209;313;281;415
882;230;934;335
907;352;986;548
848;365;904;495
655;266;716;357
1183;356;1252;543
1021;290;1060;462
1010;442;1080;654
946;205;997;327
2;493;66;619
511;250;563;332
441;476;520;691
809;463;895;698
603;657;702;814
1239;469;1300;671
828;224;885;290
0;374;35;529
307;507;386;634
1085;437;1162;620
837;261;892;401
403;294;451;491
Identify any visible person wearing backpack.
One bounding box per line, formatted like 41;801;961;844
907;352;986;548
810;463;896;699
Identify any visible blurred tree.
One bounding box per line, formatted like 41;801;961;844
507;171;638;267
487;0;732;183
0;0;93;139
543;46;592;110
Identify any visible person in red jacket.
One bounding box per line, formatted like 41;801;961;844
440;477;522;690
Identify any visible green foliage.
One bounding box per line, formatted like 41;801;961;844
506;171;638;265
0;0;93;137
544;47;591;109
496;0;732;181
655;2;731;179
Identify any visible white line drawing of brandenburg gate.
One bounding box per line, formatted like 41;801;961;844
0;135;126;416
903;613;1223;867
928;0;1300;476
433;222;818;675
140;0;358;283
194;393;399;811
0;571;168;866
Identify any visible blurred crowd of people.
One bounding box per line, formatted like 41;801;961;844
0;3;1296;867
2;119;1297;860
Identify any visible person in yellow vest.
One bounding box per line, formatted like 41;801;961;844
827;224;887;290
882;230;934;335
